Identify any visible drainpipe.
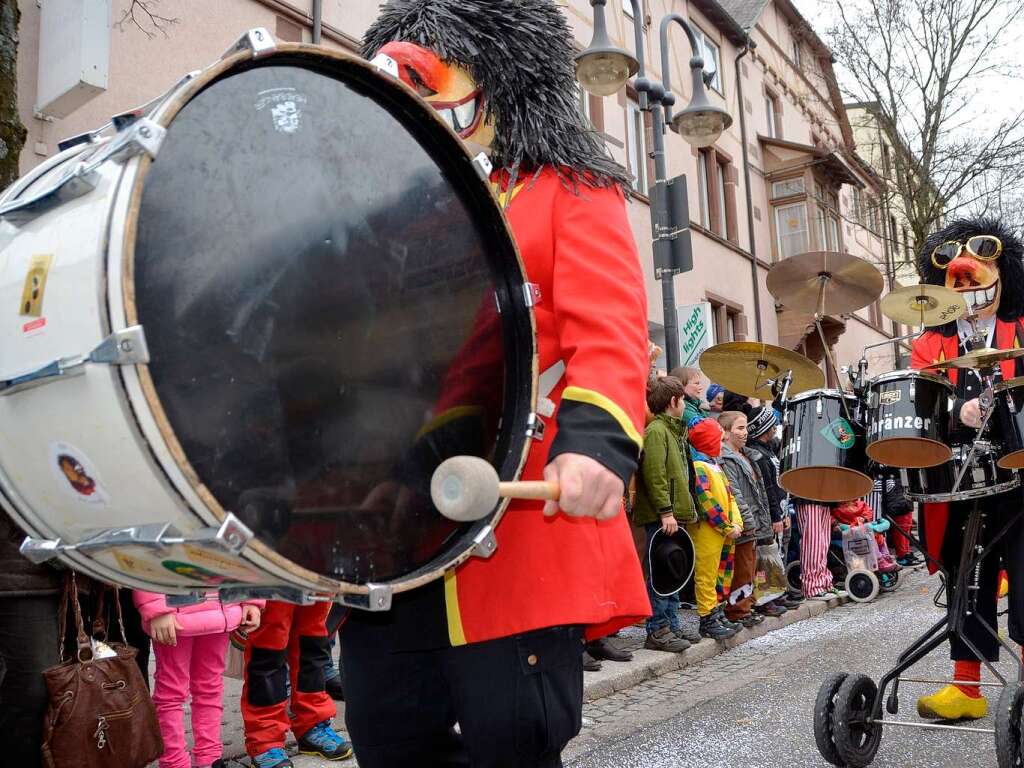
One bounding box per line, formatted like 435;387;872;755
734;37;762;341
312;0;322;44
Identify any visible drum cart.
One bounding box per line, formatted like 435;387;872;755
813;501;1024;767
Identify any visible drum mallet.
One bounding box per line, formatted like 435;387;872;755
430;456;560;522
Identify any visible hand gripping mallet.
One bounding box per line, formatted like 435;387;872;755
430;456;560;522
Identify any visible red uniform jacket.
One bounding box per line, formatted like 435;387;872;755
433;168;651;645
911;318;1024;571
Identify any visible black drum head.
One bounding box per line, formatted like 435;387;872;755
132;53;532;585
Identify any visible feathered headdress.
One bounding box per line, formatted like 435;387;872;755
362;0;630;189
917;216;1024;322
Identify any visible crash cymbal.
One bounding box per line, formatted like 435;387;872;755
699;342;825;400
880;284;967;327
767;251;884;316
927;347;1024;370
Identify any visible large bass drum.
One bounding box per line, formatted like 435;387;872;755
0;37;536;607
780;389;872;503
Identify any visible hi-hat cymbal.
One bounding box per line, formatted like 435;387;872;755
926;347;1024;370
767;251;884;316
699;342;825;400
880;284;967;327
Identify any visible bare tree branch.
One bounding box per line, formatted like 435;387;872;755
115;0;178;39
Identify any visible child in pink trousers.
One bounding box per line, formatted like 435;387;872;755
134;589;265;768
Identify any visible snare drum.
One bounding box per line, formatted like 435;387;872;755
904;442;1019;503
780;389;872;503
0;36;536;607
993;378;1024;469
864;370;953;468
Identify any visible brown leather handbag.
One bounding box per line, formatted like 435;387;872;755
41;573;163;768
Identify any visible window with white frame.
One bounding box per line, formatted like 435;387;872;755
625;99;649;196
771;177;805;198
692;27;722;93
815;183;841;250
765;92;780;138
774;202;808;260
852;186;863;225
792;35;803;68
716;162;728;238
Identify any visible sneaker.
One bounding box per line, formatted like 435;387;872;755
897;554;923;567
587;636;633;662
644;626;691;653
755;603;786;618
712;606;742;630
674;624;702;644
582;650;602;671
297;721;354;761
829;587;848;599
780;594;804;608
325;675;345;701
740;613;764;628
252;748;294;768
699;613;738;640
806;592;832;601
770;598;791;612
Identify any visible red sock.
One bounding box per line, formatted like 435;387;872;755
953;660;982;698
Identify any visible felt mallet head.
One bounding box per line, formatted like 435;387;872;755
431;456;500;522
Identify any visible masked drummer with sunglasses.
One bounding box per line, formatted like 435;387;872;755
910;218;1024;721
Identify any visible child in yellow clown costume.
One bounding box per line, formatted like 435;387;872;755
687;419;743;641
337;3;652;767
910;217;1024;721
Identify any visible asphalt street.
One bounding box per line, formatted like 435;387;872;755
565;566;1016;768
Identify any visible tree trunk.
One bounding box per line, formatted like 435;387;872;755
0;0;25;190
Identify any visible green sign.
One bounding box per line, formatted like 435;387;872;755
678;302;713;366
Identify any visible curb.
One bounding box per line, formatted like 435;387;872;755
582;595;845;702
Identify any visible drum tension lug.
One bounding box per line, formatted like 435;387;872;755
18;512;254;564
522;283;542;308
222;27;276;60
471;526;498;559
472;152;493;182
337;583;393;612
167;592;206;608
526;413;546;441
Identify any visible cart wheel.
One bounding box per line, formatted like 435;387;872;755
879;570;900;593
814;673;849;766
846;570;880;603
786;560;802;593
832;673;883;767
995;682;1024;768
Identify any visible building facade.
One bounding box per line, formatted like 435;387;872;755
13;0;901;381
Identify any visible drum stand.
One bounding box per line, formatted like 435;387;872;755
815;493;1024;764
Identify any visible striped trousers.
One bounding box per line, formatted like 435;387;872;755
796;502;834;598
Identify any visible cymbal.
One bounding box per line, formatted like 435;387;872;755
880;284;967;327
767;251;884;316
699;342;825;400
926;347;1024;370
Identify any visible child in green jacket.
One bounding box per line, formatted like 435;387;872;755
634;377;699;653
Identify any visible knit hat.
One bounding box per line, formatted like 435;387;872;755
688;418;723;458
747;406;779;440
706;383;725;402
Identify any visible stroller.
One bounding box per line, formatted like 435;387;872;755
837;519;900;602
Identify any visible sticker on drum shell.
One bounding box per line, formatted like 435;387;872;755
161;559;230;585
48;441;109;505
182;543;262;582
879;390;901;406
113;550;165;579
821;419;856;450
19;253;53;318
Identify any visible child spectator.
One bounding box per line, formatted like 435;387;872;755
707;383;725;413
795;498;847;601
718;411;773;627
688;418;742;640
668;366;708;427
633;376;700;652
134;590;265;768
832;497;900;573
744;406;802;611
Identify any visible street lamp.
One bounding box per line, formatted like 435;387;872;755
577;1;733;370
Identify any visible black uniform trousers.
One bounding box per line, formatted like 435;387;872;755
935;492;1024;661
342;621;584;768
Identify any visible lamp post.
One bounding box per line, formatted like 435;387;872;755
576;0;732;371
